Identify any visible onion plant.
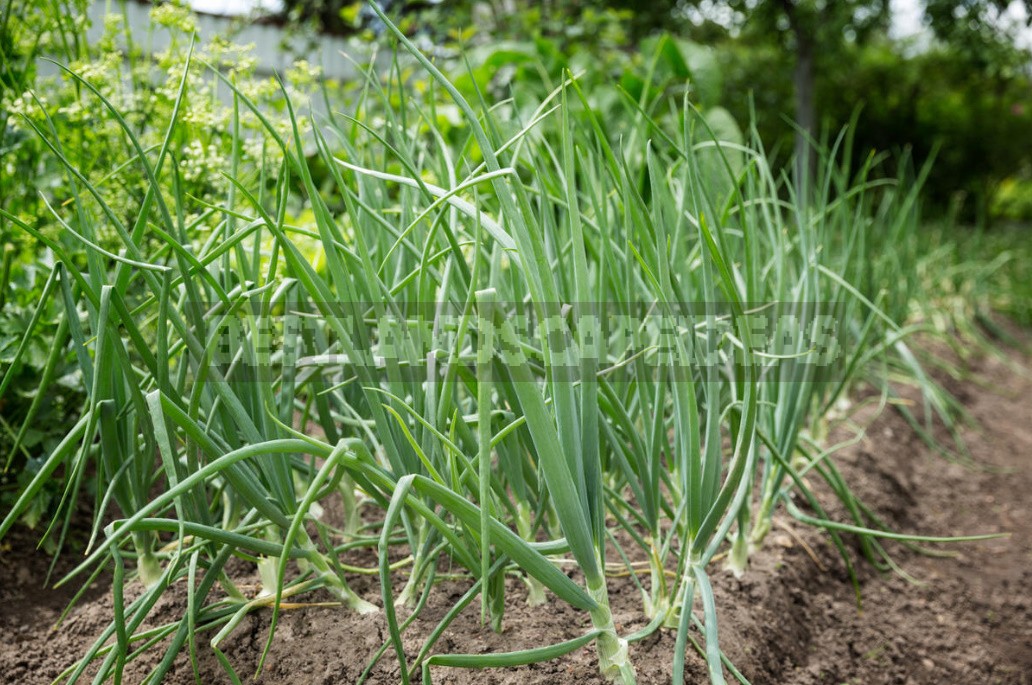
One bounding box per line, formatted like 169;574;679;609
0;3;1005;685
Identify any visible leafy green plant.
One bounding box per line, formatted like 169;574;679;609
0;3;1008;685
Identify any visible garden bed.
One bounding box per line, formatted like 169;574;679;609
3;339;1030;685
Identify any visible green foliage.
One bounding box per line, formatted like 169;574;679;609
0;3;1016;685
0;259;84;531
0;0;335;533
715;35;1032;221
924;0;1032;72
818;41;1032;221
918;223;1032;328
991;174;1032;222
270;1;1032;217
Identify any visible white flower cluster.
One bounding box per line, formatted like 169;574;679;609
243;135;280;166
97;13;124;54
5;0;366;261
204;37;260;77
151;2;197;34
286;60;323;88
68;50;122;92
3;91;39;118
180;139;228;185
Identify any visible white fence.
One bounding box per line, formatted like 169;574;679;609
81;0;371;81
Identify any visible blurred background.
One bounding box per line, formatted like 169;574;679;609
156;0;1032;227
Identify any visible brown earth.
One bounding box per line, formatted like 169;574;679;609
1;335;1030;685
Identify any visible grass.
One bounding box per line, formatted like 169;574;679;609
0;3;1011;684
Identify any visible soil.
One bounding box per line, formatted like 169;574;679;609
2;334;1030;685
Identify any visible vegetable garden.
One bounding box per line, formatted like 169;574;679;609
1;2;1029;684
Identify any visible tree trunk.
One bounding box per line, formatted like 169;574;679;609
793;30;816;190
